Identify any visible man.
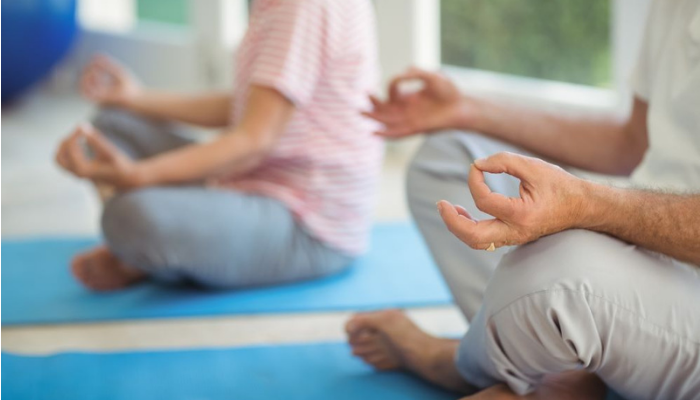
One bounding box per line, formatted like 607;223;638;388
347;0;700;399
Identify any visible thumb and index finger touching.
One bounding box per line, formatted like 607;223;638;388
388;67;440;102
439;152;535;236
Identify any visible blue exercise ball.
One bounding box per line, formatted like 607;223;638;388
2;0;78;103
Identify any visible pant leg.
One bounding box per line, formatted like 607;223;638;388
406;131;535;320
455;229;700;400
101;186;353;287
91;107;197;159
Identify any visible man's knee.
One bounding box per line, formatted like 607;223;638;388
461;231;616;393
484;230;622;309
480;230;624;363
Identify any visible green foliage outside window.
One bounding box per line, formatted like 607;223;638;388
137;0;188;26
441;0;611;87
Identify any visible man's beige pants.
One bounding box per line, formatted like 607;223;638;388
407;132;700;400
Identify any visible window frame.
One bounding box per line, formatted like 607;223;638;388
74;0;249;91
375;0;652;113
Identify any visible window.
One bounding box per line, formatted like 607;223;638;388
79;0;190;31
441;0;612;88
137;0;189;26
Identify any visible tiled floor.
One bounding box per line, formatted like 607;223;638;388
2;92;466;355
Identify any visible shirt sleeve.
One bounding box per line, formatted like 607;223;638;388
248;0;327;107
630;0;664;101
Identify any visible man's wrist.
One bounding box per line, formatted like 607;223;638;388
575;180;619;231
454;96;491;132
443;96;475;130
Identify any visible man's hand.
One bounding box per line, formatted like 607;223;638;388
363;67;478;138
80;55;142;108
55;124;146;190
437;153;588;250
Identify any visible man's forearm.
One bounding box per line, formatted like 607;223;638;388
124;91;232;128
579;183;700;266
451;97;648;176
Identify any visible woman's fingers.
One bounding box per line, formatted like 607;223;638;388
83;125;121;161
55;137;72;170
66;129;92;177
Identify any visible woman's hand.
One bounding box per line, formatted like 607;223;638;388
80;55;141;107
55;124;147;190
363;67;479;138
437;152;589;250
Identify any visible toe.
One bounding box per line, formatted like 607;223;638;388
351;342;382;357
348;329;377;345
346;310;403;335
363;353;398;371
70;253;93;285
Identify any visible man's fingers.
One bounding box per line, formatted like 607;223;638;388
437;200;513;249
362;109;408;129
473;152;536;182
374;127;412;139
387;68;435;102
454;204;476;221
467;164;516;219
368;95;383;110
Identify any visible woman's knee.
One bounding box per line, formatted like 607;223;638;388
92;107;142;137
101;189;178;268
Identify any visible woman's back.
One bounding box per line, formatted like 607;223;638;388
227;0;383;256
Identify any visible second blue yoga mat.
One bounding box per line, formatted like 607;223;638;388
2;223;451;325
2;342;627;400
2;342;458;400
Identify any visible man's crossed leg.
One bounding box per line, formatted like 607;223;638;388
348;133;700;400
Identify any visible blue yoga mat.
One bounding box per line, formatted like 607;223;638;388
2;342;459;400
2;343;627;400
2;223;451;325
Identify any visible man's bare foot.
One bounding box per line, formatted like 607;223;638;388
345;309;475;393
462;372;606;400
71;246;146;291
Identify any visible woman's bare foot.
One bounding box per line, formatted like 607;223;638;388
71;246;146;291
345;309;475;393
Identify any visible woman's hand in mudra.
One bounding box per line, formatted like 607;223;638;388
55;124;147;190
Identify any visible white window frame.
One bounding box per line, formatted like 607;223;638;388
70;0;248;91
71;0;652;113
375;0;652;114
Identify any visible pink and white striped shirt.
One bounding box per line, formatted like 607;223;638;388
225;0;383;255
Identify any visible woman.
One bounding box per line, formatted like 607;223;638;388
55;0;382;291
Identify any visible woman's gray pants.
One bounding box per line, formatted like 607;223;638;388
92;108;353;288
406;131;700;399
